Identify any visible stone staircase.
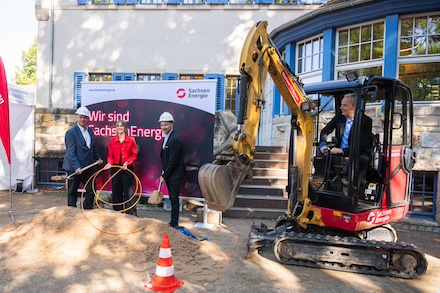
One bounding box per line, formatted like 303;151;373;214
223;146;289;219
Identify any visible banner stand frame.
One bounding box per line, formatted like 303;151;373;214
0;164;15;223
193;202;213;230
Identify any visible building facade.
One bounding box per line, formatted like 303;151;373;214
35;0;324;109
34;0;439;222
260;0;440;221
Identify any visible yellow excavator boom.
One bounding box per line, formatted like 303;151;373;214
198;21;316;212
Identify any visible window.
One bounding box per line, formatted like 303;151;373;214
137;74;161;81
179;74;204;80
335;21;384;80
399;62;440;101
229;0;254;4
391;85;412;145
398;14;440;101
89;73;112;82
336;66;382;80
92;0;114;4
226;76;239;116
36;158;65;186
408;171;437;218
337;21;384;65
400;14;440;57
140;0;163;3
182;0;204;4
297;36;323;74
274;0;295;4
299;0;327;3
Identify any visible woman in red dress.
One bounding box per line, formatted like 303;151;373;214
104;120;138;216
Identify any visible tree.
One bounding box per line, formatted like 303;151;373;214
14;36;37;85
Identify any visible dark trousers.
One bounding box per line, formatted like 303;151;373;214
358;153;371;186
67;168;95;209
166;179;182;226
324;153;371;190
111;167;137;216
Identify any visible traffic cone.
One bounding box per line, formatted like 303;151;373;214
145;234;184;293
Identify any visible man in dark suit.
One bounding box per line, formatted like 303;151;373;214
158;111;185;227
62;106;102;209
319;93;372;186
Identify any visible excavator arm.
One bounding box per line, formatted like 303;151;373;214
198;21;316;212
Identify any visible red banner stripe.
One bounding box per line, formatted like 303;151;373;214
0;57;11;165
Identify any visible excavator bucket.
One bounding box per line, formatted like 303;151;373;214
198;158;252;212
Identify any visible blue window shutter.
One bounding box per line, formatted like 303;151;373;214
126;0;138;3
124;73;135;81
255;0;273;3
206;74;225;110
167;0;180;4
112;73;124;81
273;87;281;117
113;0;126;4
74;72;86;108
162;72;178;80
283;101;291;115
77;0;89;4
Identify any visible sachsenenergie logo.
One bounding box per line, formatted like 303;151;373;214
176;88;211;99
176;88;186;99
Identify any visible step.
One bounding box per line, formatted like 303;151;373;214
223;207;287;219
234;194;288;209
253;152;288;161
227;145;289;219
250;176;288;187
253;160;288;169
255;146;287;153
238;184;285;196
253;168;288;177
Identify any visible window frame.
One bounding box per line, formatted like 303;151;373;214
335;19;386;78
179;74;204;80
225;75;240;116
137;73;162;81
35;158;66;186
89;73;113;82
399;13;440;58
408;171;437;218
296;34;324;74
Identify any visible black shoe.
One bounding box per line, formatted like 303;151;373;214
169;222;178;228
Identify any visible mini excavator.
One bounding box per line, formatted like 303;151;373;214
198;21;427;278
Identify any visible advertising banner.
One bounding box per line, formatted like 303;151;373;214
82;80;216;198
0;57;11;165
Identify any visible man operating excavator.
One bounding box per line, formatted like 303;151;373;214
319;93;372;188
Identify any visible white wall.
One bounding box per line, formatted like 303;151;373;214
35;1;320;108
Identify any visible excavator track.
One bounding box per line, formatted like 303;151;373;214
273;231;428;279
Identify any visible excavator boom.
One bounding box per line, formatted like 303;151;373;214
198;21;315;212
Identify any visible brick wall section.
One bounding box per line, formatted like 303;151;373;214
35;108;76;159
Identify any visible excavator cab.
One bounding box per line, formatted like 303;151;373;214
304;76;415;218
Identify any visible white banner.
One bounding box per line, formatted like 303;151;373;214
82;80;217;115
79;79;217;197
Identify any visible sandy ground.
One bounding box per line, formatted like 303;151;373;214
1;191;440;293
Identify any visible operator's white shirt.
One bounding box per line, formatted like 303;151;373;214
162;128;174;149
77;123;91;149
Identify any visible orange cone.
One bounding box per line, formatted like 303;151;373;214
145;234;184;293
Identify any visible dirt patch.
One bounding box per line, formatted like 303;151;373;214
1;192;440;293
0;193;223;292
